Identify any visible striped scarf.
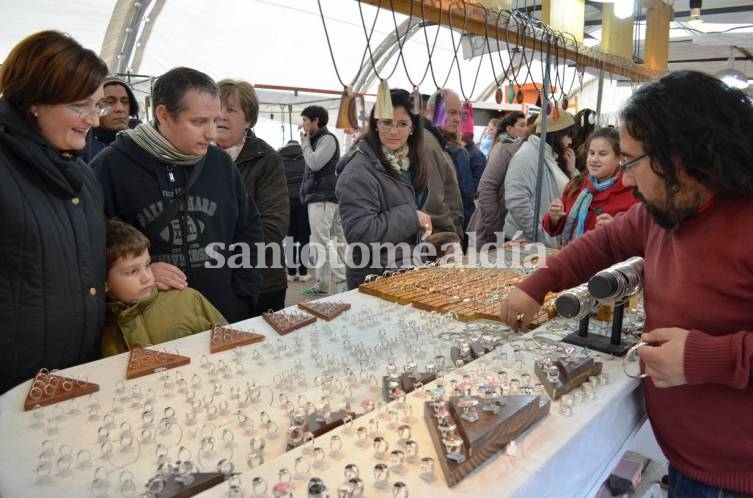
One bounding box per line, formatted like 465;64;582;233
123;122;203;166
382;145;410;172
562;175;617;243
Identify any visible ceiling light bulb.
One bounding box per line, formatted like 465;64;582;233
716;49;749;90
717;69;749;90
687;7;702;27
614;0;634;19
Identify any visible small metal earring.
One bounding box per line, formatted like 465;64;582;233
33;111;38;117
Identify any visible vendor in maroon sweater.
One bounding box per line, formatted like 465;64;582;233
542;126;638;245
504;71;753;497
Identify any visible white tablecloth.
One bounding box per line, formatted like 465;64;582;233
0;290;643;498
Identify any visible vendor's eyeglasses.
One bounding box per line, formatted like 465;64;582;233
619;153;648;173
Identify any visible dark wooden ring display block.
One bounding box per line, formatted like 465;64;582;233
23;371;99;411
297;300;351;321
382;371;437;402
153;472;225;498
424;394;550;487
286;410;357;450
209;324;265;353
262;310;316;336
126;347;191;380
533;356;603;400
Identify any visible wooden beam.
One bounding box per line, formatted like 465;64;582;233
358;0;661;82
601;3;633;61
643;0;672;72
476;0;512;8
541;0;584;43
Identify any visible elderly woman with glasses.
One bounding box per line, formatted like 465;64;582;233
215;79;289;316
335;89;432;289
0;31;109;394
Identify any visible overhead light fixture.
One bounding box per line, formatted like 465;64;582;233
715;47;749;90
614;0;634;19
589;0;616;3
688;0;703;27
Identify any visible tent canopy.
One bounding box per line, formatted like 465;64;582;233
3;1;753;146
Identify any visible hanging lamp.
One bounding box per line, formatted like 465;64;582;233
715;47;749;90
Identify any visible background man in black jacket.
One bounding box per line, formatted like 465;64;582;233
299;105;346;295
92;67;264;323
81;76;140;163
280;139;311;282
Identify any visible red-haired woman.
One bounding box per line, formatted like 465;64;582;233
0;31;108;393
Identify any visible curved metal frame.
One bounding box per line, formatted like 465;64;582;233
99;0;165;74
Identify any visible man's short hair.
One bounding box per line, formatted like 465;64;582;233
301;105;329;128
106;219;150;272
498;111;525;135
152;67;218;124
621;70;753;196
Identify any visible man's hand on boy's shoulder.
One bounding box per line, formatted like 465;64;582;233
151;262;187;290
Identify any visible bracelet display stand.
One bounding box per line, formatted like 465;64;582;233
297;300;351;321
209;324;265;353
23;371;99;411
533;356;603;400
425;394;550;487
562;302;636;357
262;310;316;336
126;348;191;380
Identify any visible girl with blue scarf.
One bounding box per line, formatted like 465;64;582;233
542;127;638;245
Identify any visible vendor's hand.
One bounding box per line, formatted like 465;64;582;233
151;262;187;291
562;147;577;175
417;210;433;236
595;213;614;228
548;198;566;225
501;287;540;332
637;327;690;388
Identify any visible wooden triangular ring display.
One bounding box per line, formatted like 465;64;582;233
210;323;265;353
126;347;190;380
24;370;99;411
297;300;351;321
424;394;550;487
262;310;316;336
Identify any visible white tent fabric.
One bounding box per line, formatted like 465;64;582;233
1;1;598;147
2;1;575;97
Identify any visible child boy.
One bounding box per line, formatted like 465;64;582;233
101;219;227;356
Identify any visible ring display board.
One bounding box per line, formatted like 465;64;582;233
209;324;265;353
358;267;558;327
23;371;99;411
0;290;644;498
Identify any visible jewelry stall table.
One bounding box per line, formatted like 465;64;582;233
0;290;644;498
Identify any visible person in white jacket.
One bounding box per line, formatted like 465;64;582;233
503;111;576;247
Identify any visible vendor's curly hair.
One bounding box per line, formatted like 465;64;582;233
620;70;753;197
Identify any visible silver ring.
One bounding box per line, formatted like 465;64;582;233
623;341;649;379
